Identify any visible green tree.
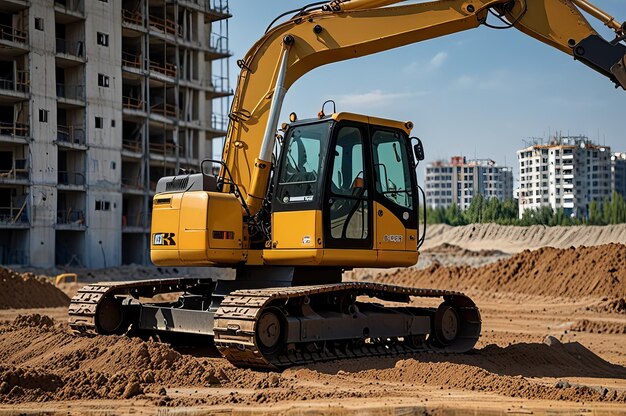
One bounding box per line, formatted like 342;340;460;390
588;200;604;225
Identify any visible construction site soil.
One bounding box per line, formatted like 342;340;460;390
0;233;625;414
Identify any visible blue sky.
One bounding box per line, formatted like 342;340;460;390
222;0;624;178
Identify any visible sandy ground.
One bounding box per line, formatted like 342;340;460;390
1;291;624;415
1;227;625;415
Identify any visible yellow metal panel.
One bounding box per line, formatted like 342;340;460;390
376;250;418;268
321;249;378;267
151;249;180;266
179;192;209;262
207;192;244;250
332;112;412;135
405;229;418;252
245;249;264;266
150;193;183;253
263;249;323;265
375;202;406;251
272;210;321;249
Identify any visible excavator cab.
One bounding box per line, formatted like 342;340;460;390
270;112;420;268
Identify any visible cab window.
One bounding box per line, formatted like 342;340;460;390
276;122;330;204
328;126;369;240
372;129;413;210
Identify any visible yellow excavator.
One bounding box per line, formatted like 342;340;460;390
69;0;625;369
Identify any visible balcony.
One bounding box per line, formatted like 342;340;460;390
207;75;231;99
149;142;177;158
57;125;86;148
0;200;27;227
0;24;27;47
56;209;85;229
122;139;142;156
121;177;144;195
123;95;145;112
54;0;85;23
122;209;148;231
0;122;28;141
148;15;180;37
122;52;142;71
0;158;28;184
55;39;85;66
56;83;85;106
205;33;231;60
209;113;229;135
149;60;176;79
58;170;85;187
150;102;176;118
204;0;231;22
0;71;29;101
122;8;144;28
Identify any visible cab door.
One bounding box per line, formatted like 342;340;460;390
323;122;373;250
370;127;419;265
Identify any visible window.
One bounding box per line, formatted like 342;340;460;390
96;200;111;211
276;121;330;205
95;117;104;128
39;109;48;122
97;32;109;47
328;126;369;241
111;119;116;127
373;129;413;210
35;18;44;31
98;73;110;87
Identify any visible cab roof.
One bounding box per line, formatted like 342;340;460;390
288;112;413;135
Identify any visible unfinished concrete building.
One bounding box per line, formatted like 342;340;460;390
0;0;231;267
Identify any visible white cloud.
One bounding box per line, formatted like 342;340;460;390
456;75;474;87
403;51;449;74
338;89;412;107
427;51;448;70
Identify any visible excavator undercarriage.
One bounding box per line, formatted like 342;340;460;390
69;268;481;369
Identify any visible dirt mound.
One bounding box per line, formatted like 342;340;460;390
424;223;626;253
1;315;625;406
11;314;54;329
0;315;228;403
570;319;626;334
424;243;506;257
0;268;70;310
590;298;626;314
293;337;626;403
380;244;626;299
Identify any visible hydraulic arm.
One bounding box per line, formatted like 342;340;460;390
220;0;625;217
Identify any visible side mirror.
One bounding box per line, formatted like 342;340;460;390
412;138;425;161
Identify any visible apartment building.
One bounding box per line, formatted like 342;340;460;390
425;156;513;210
517;136;612;218
612;152;626;199
0;0;231;267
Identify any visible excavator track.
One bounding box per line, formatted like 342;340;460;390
68;278;204;335
69;279;480;370
214;282;481;370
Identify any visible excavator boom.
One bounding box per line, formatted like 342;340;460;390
220;0;625;216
